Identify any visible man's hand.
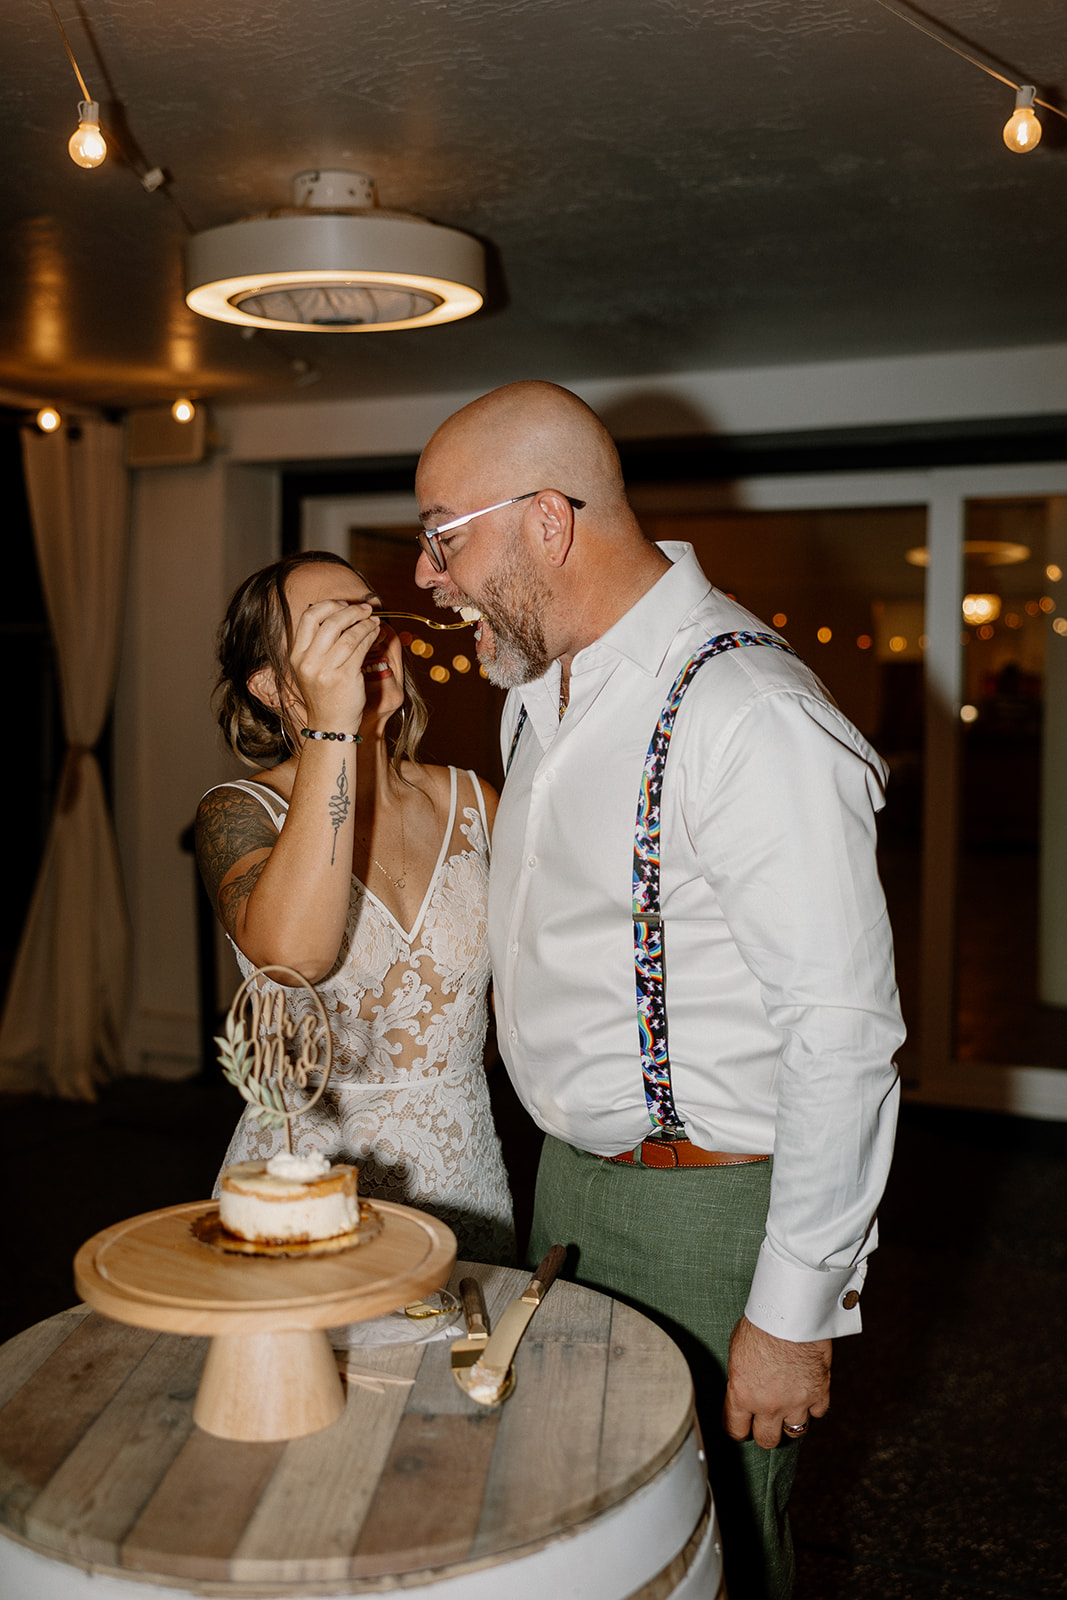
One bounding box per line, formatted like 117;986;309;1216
722;1315;832;1449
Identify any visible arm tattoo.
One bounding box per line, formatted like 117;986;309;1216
195;788;277;938
328;759;350;865
218;858;269;939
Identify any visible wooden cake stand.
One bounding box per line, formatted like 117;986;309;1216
73;1199;456;1444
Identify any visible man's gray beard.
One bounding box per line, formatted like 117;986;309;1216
435;548;553;690
478;552;553;689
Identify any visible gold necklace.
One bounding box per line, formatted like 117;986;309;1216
361;793;407;890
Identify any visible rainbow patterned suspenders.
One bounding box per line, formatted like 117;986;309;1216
505;629;799;1136
631;631;797;1134
505;704;529;778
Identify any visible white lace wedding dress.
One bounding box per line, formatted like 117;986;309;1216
210;766;515;1264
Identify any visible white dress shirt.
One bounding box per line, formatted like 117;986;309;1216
489;543;904;1342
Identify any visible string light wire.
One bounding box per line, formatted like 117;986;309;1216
46;0;93;102
870;0;1067;124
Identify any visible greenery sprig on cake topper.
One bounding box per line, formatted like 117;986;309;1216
215;966;333;1153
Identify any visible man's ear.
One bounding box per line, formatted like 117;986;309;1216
247;666;280;711
526;490;576;570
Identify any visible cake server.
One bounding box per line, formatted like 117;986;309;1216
457;1247;566;1407
450;1277;492;1385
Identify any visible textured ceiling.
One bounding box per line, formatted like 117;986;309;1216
2;0;1066;412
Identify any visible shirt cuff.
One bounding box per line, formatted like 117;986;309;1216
744;1242;867;1342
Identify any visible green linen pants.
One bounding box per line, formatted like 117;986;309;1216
527;1135;800;1600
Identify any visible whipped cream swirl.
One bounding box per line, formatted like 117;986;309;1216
266;1149;331;1181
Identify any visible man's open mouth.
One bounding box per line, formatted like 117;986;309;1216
448;602;487;645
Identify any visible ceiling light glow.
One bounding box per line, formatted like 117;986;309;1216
185;172;485;333
171;398;196;423
35;405;62;433
905;541;1030;567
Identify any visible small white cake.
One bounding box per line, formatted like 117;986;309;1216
219;1151;359;1244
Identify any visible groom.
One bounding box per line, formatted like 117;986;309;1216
412;380;903;1599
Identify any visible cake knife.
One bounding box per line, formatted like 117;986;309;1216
459;1246;567;1407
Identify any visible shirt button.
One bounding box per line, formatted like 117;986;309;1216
841;1290;860;1310
509;1027;517;1041
527;855;537;868
510;942;519;954
544;769;555;782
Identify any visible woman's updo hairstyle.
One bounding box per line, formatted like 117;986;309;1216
214;549;427;771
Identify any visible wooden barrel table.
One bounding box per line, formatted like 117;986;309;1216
0;1261;722;1600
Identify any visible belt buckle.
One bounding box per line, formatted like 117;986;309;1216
640;1125;688;1167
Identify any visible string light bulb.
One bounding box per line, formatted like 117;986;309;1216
1003;85;1042;153
35;406;62;433
68;100;107;168
171;398;196;423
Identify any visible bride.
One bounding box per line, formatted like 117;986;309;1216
195;549;514;1263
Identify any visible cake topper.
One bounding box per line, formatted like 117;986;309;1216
215;966;332;1154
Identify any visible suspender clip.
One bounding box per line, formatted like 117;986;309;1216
647;1123;688;1142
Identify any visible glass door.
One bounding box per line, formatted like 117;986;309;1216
955;497;1067;1068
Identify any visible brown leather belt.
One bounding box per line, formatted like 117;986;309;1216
601;1140;771;1170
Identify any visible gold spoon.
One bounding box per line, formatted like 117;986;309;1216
376;610;475;631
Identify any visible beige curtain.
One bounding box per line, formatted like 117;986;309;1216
0;418;131;1098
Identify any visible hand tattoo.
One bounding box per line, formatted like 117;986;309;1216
328;759;351;865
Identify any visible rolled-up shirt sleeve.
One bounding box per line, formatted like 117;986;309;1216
691;688;904;1342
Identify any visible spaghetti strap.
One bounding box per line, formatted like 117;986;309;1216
466;768;490;845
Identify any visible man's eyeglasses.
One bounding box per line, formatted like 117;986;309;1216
415;489;586;574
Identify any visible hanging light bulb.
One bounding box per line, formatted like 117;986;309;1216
171;398;196;423
68;100;107;168
35;405;62;433
1003;85;1042;153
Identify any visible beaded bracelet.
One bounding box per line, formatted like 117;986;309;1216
300;728;363;743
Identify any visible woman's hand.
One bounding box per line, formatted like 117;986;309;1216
287;598;380;734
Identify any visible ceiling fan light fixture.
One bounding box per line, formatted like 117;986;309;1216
184;171;485;332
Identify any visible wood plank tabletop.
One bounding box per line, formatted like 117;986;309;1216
0;1261;695;1590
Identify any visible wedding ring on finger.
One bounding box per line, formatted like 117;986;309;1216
782;1420;809;1438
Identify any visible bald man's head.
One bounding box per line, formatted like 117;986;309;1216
414;381;670;679
417;381;628;516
